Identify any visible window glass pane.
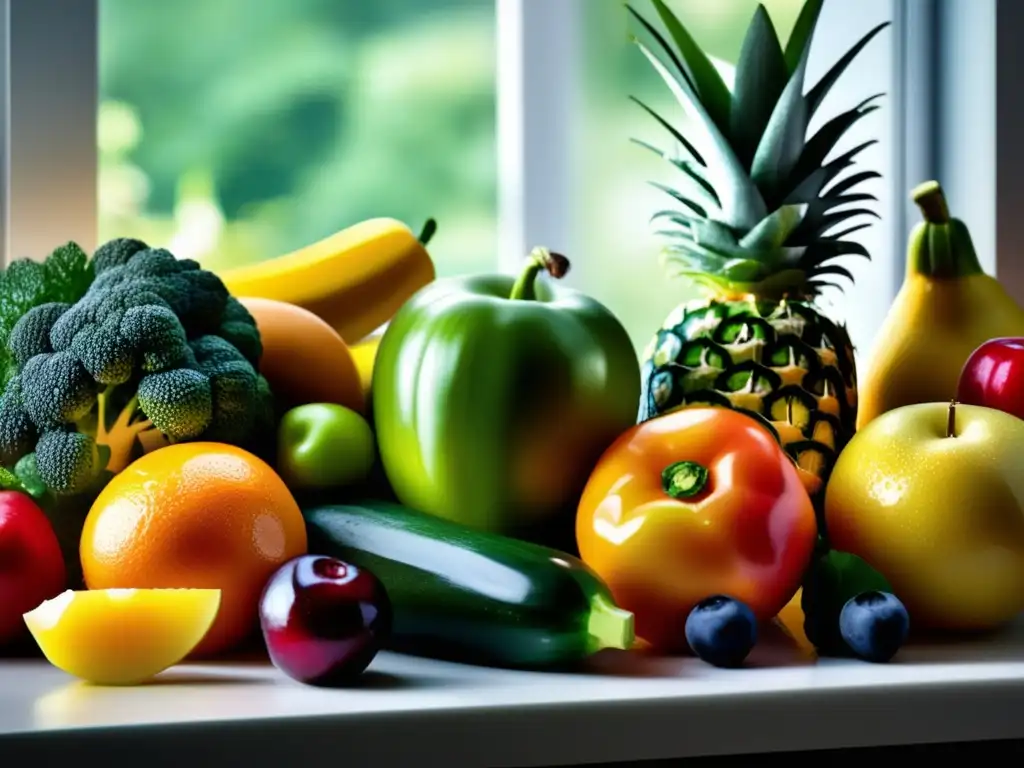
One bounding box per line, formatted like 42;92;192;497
98;0;497;278
575;0;892;359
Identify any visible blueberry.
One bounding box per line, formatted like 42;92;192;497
684;595;757;668
839;590;909;663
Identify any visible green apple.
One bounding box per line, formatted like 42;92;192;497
276;403;376;491
825;401;1024;632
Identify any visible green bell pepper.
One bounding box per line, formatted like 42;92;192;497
372;247;640;553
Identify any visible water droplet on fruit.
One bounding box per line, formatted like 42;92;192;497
869;475;906;507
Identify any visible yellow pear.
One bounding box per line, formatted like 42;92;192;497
857;181;1024;430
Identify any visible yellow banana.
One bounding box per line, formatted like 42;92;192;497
218;217;436;344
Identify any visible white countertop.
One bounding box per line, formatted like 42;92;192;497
3;620;1024;766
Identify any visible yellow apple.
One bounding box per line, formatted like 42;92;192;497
825;401;1024;632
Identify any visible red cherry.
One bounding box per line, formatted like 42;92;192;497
259;555;391;686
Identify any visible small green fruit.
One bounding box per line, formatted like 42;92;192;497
802;548;893;656
277;403;376;491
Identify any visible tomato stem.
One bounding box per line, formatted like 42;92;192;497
508;247;570;301
661;460;709;499
947;398;958;438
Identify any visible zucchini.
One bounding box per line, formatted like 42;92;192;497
302;500;635;669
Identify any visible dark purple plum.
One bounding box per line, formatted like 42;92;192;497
259;555;391;686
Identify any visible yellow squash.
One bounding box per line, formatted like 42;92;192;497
218;218;436;344
857;181;1024;429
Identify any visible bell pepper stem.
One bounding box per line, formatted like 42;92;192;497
508;247;571;301
947;399;958;438
586;593;635;653
661;460;709;499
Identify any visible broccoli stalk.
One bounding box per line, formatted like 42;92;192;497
0;238;273;497
93;390;162;474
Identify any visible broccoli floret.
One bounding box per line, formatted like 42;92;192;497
94;248;229;335
252;373;275;433
0;237;273;499
120;305;191;372
174;270;230;333
191;334;248;369
204;362;257;439
217;297;262;366
34;429;105;495
48;298;99;352
70;318;135;385
119;247;182;279
92;237;148;274
8;302;71;366
20;352;98;428
137;368;212;440
0;378;36;464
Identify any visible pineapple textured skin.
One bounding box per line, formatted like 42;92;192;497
638;296;857;496
627;0;889;497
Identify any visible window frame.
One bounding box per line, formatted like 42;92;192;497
0;0;98;263
496;0;582;273
903;0;999;278
0;0;1008;318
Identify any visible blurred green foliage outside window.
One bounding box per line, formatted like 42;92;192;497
99;0;497;277
100;0;807;350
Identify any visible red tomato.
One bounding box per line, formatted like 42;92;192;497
576;407;817;653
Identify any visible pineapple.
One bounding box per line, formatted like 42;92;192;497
630;0;888;497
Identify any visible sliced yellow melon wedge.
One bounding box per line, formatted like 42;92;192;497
24;588;221;686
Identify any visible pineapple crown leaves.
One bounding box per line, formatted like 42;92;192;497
657;203;813;292
628;0;891;300
631;24;768;230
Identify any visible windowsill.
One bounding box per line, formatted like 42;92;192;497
4;620;1024;765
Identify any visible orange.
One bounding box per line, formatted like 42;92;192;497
80;443;308;657
240;297;365;414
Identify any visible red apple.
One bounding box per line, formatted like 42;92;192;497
0;491;65;646
957;338;1024;420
